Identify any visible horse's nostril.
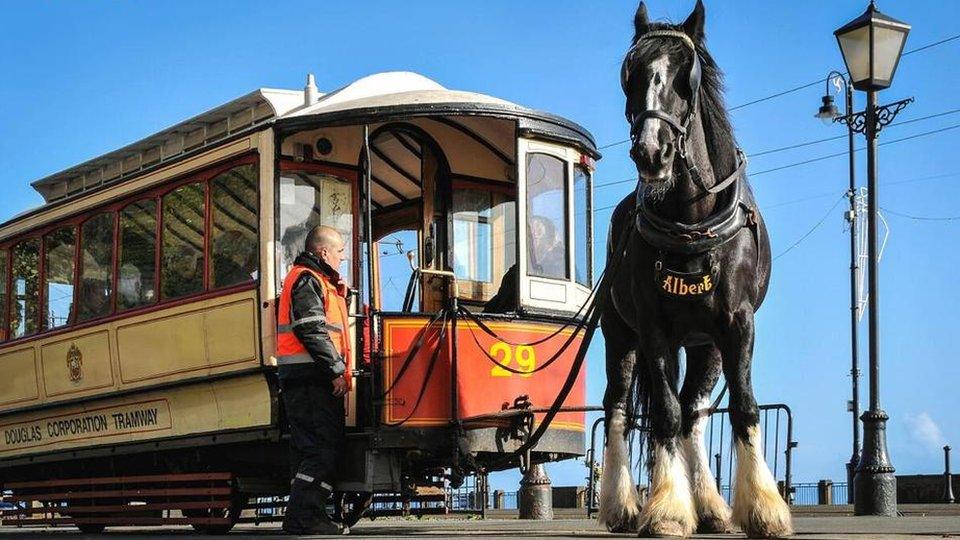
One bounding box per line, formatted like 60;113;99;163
661;143;675;161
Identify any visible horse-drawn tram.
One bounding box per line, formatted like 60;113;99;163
0;72;599;532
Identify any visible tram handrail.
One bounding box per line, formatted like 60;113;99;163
459;405;603;424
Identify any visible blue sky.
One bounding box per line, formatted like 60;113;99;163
2;1;958;493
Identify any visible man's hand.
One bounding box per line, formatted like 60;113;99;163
332;376;349;397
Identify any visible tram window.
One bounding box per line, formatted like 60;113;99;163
0;250;7;341
278;172;353;284
118;199;158;310
43;226;77;330
9;238;40;338
574;166;591;287
525;154;568;280
162;183;205;299
211;165;258;288
78;212;115;322
452;188;516;304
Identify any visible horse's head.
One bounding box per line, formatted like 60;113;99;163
623;1;706;194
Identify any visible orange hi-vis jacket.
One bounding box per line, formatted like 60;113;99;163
276;265;351;386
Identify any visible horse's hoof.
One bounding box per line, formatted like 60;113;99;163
642;519;690;538
740;512;793;539
697;515;731;534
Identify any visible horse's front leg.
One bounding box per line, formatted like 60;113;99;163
720;308;792;538
639;343;696;538
598;309;641;532
680;344;731;533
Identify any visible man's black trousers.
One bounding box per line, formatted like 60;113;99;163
281;375;345;486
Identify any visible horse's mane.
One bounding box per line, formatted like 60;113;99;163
628;21;736;172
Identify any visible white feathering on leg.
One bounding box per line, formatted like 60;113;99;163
597;411;640;531
733;425;793;538
638;440;697;537
682;397;731;530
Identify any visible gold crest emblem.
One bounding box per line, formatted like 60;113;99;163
67;344;83;383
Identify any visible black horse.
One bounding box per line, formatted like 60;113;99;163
598;2;790;538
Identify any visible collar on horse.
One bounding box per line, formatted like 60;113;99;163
623;29;755;256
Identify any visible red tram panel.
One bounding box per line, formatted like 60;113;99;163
381;316;586;431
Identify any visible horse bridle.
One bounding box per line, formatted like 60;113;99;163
621;29;744;196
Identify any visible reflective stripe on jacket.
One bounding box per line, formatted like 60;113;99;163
276;265;351;382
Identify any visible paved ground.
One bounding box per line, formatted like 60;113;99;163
1;515;959;539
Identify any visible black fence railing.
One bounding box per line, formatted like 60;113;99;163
586;403;795;517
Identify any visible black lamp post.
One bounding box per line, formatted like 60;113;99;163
832;0;911;517
815;71;860;505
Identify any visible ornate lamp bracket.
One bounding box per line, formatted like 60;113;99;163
835;97;914;136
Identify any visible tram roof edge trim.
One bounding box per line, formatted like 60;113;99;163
29;87;307;204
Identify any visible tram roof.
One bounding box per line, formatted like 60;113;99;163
28;71;597;205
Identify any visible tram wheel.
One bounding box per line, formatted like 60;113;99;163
183;495;245;535
76;523;106;534
332;491;373;528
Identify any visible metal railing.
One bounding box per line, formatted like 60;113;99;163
586;403;795;517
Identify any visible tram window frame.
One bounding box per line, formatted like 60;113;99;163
0;249;8;342
573;164;592;288
276;160;360;291
77;211;117;322
524;153;570;281
449;177;517;306
43;225;78;330
0;154;259;346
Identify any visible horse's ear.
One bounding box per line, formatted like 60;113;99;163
682;0;706;43
633;2;650;40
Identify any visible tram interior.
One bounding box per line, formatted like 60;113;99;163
279;116;528;315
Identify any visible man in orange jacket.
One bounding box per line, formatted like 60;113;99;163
277;225;351;535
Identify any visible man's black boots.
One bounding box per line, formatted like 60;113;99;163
282;475;348;535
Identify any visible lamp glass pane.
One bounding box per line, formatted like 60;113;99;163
872;25;907;83
838;25;871;85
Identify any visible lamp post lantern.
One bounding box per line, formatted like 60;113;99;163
815;71;860;505
832;0;911;517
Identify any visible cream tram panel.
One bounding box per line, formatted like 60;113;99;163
517;138;592;314
0;347;40;407
41;330;114;397
0;373;271;459
117;293;259;385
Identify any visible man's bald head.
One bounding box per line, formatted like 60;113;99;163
306;225;346;272
306;225;342;253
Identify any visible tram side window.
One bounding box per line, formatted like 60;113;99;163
278;172;354;284
211;165;258;288
452;188;516;302
525;154;568;280
119;200;158;310
162;183;206;299
78;212;115;321
574;166;591;287
0;250;7;341
9;238;40;338
43;226;77;330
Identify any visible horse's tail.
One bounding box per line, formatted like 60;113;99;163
629;350;680;468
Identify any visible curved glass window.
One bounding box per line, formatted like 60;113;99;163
118;199;157;310
10;238;40;338
44;226;77;329
78;212;115;321
525;154;568;280
574;166;591;287
162;183;205;299
211;165;258;288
